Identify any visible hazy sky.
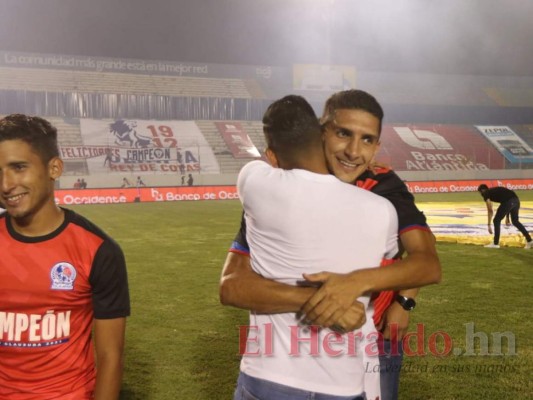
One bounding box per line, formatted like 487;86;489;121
0;0;532;76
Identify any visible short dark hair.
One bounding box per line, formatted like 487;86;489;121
477;184;489;192
262;95;322;164
320;89;384;134
0;114;59;163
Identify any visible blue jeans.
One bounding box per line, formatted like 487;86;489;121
234;372;367;400
379;339;404;400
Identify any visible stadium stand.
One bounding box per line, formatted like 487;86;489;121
361;72;497;107
484;88;533;107
1;51;532;187
49;117;89;176
0;67;252;98
193;120;265;174
0;112;264;177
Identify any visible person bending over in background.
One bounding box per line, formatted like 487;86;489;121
478;184;532;249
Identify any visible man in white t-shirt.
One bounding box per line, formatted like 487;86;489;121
234;95;398;399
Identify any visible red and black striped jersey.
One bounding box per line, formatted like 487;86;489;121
356;167;428;235
356;168;431;324
0;208;130;399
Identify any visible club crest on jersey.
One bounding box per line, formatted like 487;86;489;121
50;262;77;290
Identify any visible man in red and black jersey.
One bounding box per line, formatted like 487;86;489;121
0;114;130;400
220;90;441;400
354;166;432;326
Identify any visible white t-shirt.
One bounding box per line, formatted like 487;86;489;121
237;160;398;397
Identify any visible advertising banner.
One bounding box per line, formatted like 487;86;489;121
215;122;260;158
54;186;238;205
53;178;533;205
293;64;356;91
378;124;506;172
475;125;533;164
403;179;533;194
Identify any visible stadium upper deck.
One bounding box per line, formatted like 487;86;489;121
0;66;254;98
1;51;532;187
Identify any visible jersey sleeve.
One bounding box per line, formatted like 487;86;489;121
231;161;269;255
368;170;429;235
89;239;131;319
229;211;250;255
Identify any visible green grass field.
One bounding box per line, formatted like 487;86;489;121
69;192;532;400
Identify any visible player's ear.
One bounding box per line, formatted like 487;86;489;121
265;148;278;167
48;157;64;181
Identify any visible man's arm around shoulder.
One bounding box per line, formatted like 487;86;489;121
219;251;315;313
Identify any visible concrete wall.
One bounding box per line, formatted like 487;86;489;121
59;168;533;190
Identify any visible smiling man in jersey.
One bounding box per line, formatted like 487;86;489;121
0;114;130;400
220;90;441;400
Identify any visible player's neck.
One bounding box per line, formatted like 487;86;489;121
10;202;65;237
292;152;329;175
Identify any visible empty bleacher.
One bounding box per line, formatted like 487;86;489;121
50;117;89;175
0;67;252;98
